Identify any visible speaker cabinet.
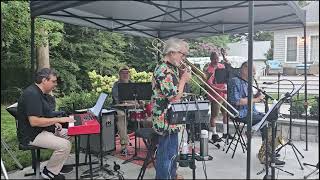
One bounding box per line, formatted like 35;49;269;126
79;110;116;154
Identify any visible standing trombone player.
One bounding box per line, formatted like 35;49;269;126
151;38;191;179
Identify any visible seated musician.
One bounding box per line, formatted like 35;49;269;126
111;65;132;156
16;68;75;180
229;62;285;165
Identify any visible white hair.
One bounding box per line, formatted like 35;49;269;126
163;38;189;55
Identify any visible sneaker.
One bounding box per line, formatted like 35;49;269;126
260;158;286;166
120;148;128;156
222;133;234;139
211;134;222;143
42;166;65;180
59;165;73;174
274;158;285;166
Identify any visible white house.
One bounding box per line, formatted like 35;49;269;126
227;41;271;60
188;41;270;76
273;1;319;68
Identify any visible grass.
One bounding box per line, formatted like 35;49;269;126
1;105;53;172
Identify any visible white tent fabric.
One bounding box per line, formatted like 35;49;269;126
30;1;306;39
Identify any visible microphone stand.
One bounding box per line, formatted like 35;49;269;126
274;80;305;170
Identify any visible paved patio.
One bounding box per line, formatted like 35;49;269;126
6;136;318;179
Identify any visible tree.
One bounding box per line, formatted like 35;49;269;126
188;35;231;57
1;1;63;89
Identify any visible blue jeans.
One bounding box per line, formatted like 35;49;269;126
156;133;178;179
238;112;267;140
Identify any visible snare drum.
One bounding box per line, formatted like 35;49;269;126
129;109;145;121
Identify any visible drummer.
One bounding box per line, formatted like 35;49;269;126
112;65;144;156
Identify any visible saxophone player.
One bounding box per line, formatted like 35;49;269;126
229;61;285;165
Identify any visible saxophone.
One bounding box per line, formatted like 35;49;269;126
258;126;286;164
254;79;285;164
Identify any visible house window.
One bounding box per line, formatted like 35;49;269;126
310;35;319;62
286;37;297;62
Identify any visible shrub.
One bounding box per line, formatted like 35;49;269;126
309;97;319;119
291;96;305;118
56;91;112;113
1;87;23;104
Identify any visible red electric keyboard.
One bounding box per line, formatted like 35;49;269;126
67;112;100;136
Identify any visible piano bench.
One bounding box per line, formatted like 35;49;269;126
19;144;46;179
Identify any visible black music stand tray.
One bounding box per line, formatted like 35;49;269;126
173;97;212;180
118;82;152;164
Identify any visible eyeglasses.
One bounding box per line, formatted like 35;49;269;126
177;51;188;57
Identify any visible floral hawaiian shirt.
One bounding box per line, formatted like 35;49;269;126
151;62;181;135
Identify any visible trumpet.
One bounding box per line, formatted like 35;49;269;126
152;38;240;118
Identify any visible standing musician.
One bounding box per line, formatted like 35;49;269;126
204;51;232;143
152;38;191;179
229;61;285;165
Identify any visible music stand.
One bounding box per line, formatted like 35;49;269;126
253;83;305;179
118;82;152;164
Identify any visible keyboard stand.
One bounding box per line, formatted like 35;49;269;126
74;134;99;179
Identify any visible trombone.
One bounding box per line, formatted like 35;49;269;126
152;38;240;118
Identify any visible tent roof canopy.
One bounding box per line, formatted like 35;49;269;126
30;1;306;39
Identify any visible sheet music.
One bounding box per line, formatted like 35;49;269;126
88;93;108;117
252;100;281;132
7;102;18;109
252;81;306;132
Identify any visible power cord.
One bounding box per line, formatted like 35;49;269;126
202;161;208;179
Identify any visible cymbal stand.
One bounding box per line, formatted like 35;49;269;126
275;97;304;170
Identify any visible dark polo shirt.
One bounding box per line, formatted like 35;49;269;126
17;84;55;145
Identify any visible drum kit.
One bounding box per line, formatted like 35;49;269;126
112;101;153;122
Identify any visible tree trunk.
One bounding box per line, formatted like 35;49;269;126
36;28;50;70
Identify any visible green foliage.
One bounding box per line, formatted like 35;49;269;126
298;0;311;7
1;105;53;171
88;68;153;95
124;36;156;72
88;70;117;94
188;35;231;57
1;1;64;90
1;87;22;104
56;91;112;114
309;97;319;118
35;18;64;47
129;68;153;83
291;96;306;118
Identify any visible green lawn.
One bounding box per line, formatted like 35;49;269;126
1;105;53;172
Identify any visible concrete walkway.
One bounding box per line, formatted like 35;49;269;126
6;136;319;179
